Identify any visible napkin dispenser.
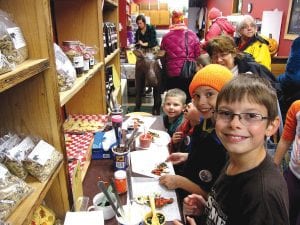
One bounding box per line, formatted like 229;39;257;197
92;129;117;159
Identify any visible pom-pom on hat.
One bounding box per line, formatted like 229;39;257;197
171;10;184;24
208;7;222;20
189;64;233;96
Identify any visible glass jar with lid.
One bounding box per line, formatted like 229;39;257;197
62;41;84;77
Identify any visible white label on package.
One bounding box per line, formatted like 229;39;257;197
28;140;54;166
8;137;35;160
0;165;8;178
7;27;26;49
0;51;3;69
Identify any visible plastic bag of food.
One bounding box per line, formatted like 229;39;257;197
54;43;76;92
29;204;56;225
4;136;35;180
0;163;33;220
0;51;14;74
0;9;28;73
24;140;63;182
0;133;21;163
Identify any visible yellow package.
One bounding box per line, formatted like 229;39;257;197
29;205;56;225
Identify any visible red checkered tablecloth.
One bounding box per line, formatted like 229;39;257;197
65;132;94;180
68;114;108;121
63;114;109;133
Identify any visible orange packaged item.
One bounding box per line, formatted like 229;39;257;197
114;170;127;194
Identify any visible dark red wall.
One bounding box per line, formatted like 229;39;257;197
207;0;292;56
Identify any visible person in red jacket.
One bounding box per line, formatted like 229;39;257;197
161;11;200;103
205;7;235;41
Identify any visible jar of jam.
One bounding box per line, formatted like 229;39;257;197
85;46;96;69
62;41;84;77
114;170;127;194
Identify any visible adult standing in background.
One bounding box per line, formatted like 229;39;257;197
134;14;158;111
235;15;271;70
161;11;200;103
205;7;235;41
135;14;158;49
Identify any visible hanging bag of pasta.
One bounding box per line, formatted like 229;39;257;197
0;9;28;74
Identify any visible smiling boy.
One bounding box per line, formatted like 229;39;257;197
160;65;233;207
179;74;289;225
162;88;186;137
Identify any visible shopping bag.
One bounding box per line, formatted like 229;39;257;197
180;60;197;79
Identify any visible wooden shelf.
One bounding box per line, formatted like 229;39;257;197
0;59;49;93
104;0;118;8
104;49;120;65
7;162;64;225
59;62;103;106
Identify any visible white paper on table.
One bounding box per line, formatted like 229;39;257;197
131;177;181;221
130;148;175;178
64;211;104;225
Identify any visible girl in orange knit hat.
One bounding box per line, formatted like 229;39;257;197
159;64;233;218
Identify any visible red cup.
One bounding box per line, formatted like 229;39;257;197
139;134;152;149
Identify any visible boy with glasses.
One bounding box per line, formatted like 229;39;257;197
177;74;289;225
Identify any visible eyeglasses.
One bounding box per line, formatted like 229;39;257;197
214;110;269;126
241;23;256;30
211;52;230;61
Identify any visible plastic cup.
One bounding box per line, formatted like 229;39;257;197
111;108;123;116
115;204;143;225
139;133;152;149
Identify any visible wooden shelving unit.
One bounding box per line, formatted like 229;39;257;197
1;0;121;224
0;1;70;223
7;162;64;225
105;48;120;64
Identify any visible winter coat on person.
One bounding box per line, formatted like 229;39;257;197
277;36;300;116
278;36;300;96
160;26;200;77
235;34;271;71
205;17;235;41
235;53;281;97
135;24;158;49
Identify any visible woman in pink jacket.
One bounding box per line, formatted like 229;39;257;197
205;7;235;41
161;11;201;102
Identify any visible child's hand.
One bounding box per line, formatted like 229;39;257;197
183;194;206;216
166;152;188;165
172;131;184;144
159;174;180;189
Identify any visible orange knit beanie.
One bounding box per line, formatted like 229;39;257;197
189;64;233;96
